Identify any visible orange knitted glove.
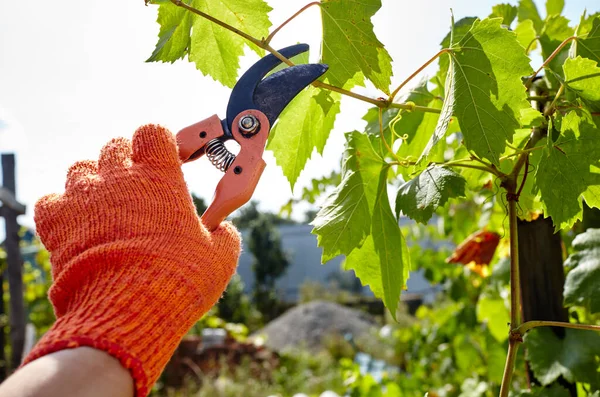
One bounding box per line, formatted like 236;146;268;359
23;124;241;396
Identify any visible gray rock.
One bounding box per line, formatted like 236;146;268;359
254;301;376;352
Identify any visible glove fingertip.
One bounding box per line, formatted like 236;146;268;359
132;124;180;167
211;221;242;262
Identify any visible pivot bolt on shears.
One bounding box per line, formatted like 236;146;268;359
176;44;328;231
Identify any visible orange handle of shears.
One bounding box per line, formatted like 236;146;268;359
175;110;270;232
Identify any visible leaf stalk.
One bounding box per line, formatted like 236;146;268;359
388;49;453;103
517;320;600;335
526;36;577;88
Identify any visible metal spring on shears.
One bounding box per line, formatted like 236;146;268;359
205;139;236;172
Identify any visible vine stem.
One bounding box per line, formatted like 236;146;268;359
508;192;522;328
388;49;452;103
498;182;522;397
389;102;441;113
264;2;320;45
517;320;600;335
499;337;521;397
526;36;577;88
393;159;504;177
167;0;442;114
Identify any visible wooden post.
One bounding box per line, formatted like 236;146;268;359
518;217;575;395
1;154;26;370
0;226;5;381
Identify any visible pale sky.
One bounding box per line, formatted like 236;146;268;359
0;0;597;231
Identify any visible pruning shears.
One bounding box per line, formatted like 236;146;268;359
176;44;328;231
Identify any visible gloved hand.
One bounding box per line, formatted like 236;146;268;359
24;125;241;396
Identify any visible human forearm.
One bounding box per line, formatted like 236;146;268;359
0;348;133;397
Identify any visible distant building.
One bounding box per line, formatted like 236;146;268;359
236;224;438;303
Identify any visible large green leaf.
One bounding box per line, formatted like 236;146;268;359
371;167;410;319
268;87;341;189
312;132;385;262
564;56;600;112
450;18;534;165
148;0;272;87
535;109;600;230
189;0;271;87
539;15;574;88
147;2;192;63
320;0;393;92
518;0;543;33
344;236;383;298
524;327;600;387
342;167;411;319
563;228;600;313
395;166;466;224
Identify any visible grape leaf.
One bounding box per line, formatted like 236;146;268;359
476;296;510;342
188;0;272;87
312;131;385;262
515;19;538;53
267;87;341;189
344;229;411;310
395;166;466;224
148;0;273;86
320;0;393;92
539;15;574;88
577;16;600;63
535;109;600;230
147;2;192;63
546;0;564;17
563;228;600;313
450;18;534;165
344;236;383;298
524;327;600;387
371;167;410;319
438;17;477;88
564;56;600;111
489;4;518;26
518;0;543;33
